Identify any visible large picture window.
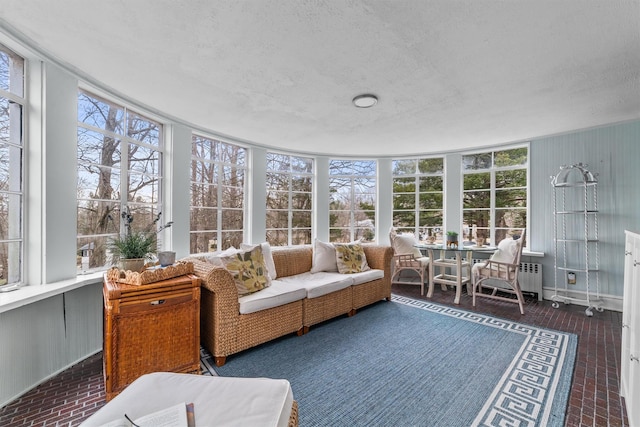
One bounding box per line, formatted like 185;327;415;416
266;153;313;246
462;146;528;246
0;45;24;287
329;160;376;242
190;135;246;252
77;90;163;271
392;157;444;243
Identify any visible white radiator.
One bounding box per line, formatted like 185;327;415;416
472;259;543;301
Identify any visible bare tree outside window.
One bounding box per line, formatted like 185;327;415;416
329;160;376;243
266;152;313;246
190;135;246;253
0;46;24;286
77;91;162;271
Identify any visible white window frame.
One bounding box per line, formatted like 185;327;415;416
265;152;313;246
461;144;529;247
328;159;377;242
392;157;445;243
190;134;246;252
0;44;25;288
77;90;164;272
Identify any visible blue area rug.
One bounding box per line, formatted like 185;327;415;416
200;295;576;427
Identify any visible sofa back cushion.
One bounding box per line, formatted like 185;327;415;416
310;239;338;273
271;246;313;279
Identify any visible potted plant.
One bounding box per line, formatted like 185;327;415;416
109;230;156;272
109;207;172;272
446;231;459;248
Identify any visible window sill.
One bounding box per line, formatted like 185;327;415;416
0;272;104;314
522;250;544;257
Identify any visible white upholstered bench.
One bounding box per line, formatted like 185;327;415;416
80;372;297;427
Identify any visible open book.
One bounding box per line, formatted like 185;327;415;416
100;402;195;427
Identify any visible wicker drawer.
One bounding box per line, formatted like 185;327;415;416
103;274;200;401
117;291;193;314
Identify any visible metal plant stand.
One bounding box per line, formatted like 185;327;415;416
550;163;603;316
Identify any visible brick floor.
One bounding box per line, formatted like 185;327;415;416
0;284;629;426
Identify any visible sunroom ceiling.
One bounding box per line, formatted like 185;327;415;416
1;1;639;156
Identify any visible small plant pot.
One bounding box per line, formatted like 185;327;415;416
119;258;146;272
158;251;176;267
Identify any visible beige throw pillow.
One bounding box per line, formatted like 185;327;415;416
241;242;277;280
220;245;271;296
490;238;519;264
334;243;370;274
311;239;339;273
391;233;423;259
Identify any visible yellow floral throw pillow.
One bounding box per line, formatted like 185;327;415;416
334;243;370;274
220;245;271;296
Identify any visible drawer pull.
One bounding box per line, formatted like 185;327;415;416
150;299;166;306
631;355;640;363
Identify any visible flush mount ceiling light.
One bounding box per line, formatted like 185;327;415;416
352;94;378;108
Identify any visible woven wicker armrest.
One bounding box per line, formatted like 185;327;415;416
190;259;241;309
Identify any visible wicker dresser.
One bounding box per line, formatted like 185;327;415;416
103;274;201;401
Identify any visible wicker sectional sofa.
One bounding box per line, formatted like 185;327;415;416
189;244;393;367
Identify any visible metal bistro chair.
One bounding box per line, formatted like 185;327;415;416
389;228;429;295
472;230;527;314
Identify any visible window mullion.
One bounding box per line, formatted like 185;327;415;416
415;175;420;236
490;170;496;246
288;173;293;245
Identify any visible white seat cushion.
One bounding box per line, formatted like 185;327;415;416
396;256;429;266
276;271;353;299
349;269;384;285
80;372;294;427
239;281;307;314
417;256;430;266
473;261;515;277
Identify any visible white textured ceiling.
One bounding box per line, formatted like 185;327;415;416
1;0;639;156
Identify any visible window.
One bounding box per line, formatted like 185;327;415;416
266;153;313;246
0;45;24;286
329;160;376;242
392;157;444;243
190;135;246;252
462;146;528;246
77;91;163;271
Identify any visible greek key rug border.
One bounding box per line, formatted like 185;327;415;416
392;295;574;427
